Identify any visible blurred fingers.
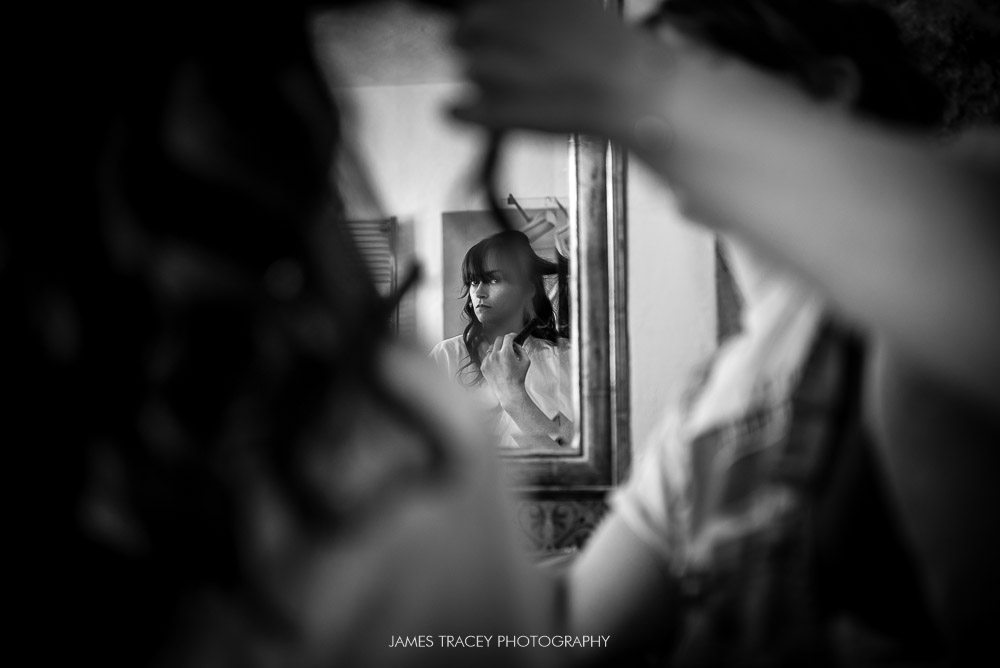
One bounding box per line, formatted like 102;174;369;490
449;95;598;134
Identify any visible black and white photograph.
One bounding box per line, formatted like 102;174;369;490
14;1;999;666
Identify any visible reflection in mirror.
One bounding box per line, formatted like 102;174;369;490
432;211;574;451
314;2;578;453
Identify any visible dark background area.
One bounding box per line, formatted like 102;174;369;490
876;0;999;128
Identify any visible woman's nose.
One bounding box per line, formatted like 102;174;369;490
473;283;487;298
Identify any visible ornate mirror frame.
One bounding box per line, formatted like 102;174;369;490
502;133;631;493
316;0;631;529
501;0;630;502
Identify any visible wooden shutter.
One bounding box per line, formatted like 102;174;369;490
346;217;398;332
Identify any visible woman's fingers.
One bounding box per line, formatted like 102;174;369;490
500;332;518;353
455;0;590;50
486;333;526;364
449;0;669;138
453;1;552;56
459;50;553;101
450;95;602;134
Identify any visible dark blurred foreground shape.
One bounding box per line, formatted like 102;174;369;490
12;5;555;667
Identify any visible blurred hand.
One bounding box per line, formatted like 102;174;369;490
449;0;674;140
481;333;530;399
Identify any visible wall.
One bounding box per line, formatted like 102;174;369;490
626;161;718;457
336;82;568;348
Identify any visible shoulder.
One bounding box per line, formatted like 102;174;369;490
430;335;466;358
429;335;470;374
429;335;470;378
523;335;570;358
522;337;572;385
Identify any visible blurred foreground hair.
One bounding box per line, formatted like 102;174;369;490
650;0;946;128
10;5;443;665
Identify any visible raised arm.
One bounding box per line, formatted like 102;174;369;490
567;513;679;661
450;0;1000;411
630;47;1000;412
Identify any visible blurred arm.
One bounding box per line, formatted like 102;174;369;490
567;512;678;660
451;0;1000;410
633;47;1000;410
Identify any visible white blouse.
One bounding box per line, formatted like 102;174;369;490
429;334;574;448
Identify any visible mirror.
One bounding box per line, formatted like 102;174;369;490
313;1;628;492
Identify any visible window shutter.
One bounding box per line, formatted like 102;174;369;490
346;217;398;332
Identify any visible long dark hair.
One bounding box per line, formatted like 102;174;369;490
14;5;446;665
649;0;946;128
458;230;563;385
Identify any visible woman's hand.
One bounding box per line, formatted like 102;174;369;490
449;0;674;141
481;333;530;401
481;333;570;447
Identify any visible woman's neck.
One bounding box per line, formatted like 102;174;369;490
481;317;528;344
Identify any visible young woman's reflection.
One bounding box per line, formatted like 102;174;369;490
431;230;573;449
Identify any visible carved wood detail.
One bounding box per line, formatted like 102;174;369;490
512;497;609;554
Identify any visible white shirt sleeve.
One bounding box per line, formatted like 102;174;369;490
429;337;467;380
523;339;574;422
429;340;450;373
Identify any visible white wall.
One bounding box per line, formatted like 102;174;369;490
626;161;718;456
336;82;568;348
618;0;719;457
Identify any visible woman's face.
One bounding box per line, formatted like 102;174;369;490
468;252;534;332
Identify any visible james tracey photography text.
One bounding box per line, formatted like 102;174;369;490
389;635;612;649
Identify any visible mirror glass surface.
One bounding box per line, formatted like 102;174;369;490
314;2;579;454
